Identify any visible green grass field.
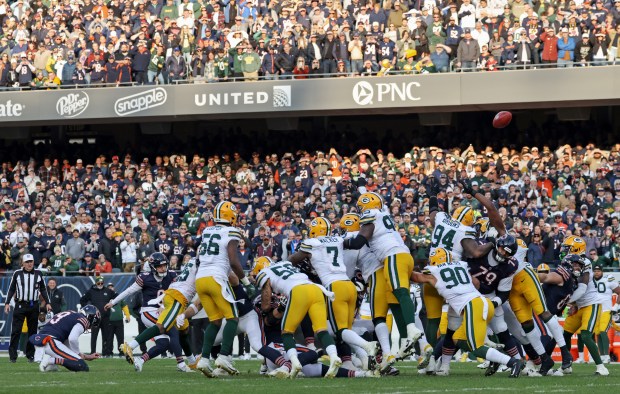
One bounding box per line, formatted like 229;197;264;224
5;359;620;394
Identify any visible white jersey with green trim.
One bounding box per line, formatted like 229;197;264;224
575;258;599;309
300;236;349;286
594;274;619;311
513;238;529;273
255;261;313;297
425;261;481;315
196;225;242;281
343;231;383;281
429;212;476;262
359;208;409;261
169;258;198;302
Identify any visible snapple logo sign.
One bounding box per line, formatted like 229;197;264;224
114;88;167;116
56;92;89;118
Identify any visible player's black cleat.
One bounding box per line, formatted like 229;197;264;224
485;362;501;376
561;348;573;370
538;354;555;376
509;359;525;378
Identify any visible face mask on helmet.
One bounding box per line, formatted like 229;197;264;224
494;235;516;263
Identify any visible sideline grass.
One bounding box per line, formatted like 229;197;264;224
4;358;620;394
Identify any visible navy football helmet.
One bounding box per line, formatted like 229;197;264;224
79;305;101;329
494;234;517;263
149;252;169;278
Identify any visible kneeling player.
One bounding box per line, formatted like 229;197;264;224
30;306;101;372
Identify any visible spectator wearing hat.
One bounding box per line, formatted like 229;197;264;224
457;27;480;71
591;32;609;66
9;237;30;270
80;275;117;357
81;253;98;276
539;27;559;67
557;28;576;67
444;16;462;57
574;33;593;66
166;47;186;82
261;45;279;79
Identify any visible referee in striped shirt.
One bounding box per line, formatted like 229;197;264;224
4;253;52;363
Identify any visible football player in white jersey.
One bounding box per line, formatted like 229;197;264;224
119;256;199;368
255;260;342;378
563;248;609;375
288;217;378;369
340;213;395;367
194;201;252;377
424;183;497;359
344;192;423;369
411;247;524;378
592;264;620;364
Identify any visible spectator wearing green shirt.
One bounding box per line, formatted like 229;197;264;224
214;49;229;80
589;248;615;268
240;45;261;81
160;0;179;20
48;246;66;276
61;255;80;276
182;203;201;235
228;45;245;80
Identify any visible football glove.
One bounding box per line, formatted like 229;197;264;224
459;178;475;195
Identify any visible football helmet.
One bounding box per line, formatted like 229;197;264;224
213;200;238;226
536;263;550;274
429;247;453;266
356;192;384;211
494;234;517;263
474;218;490;238
339;213;360;235
79;305;101;329
562;254;585;278
452;206;475;227
560;235;586;259
252;256;273;276
309;217;331;238
149;252;169;278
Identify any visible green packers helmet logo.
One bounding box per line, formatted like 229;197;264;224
343;218;355;226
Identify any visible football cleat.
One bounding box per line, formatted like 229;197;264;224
134;357;144;372
385;366;400;376
509;359;524;378
562;366;572;375
546;369;564;377
120;342;134;365
485;362;501;376
426;356;436;375
215;354;239;375
289;357;303;379
398;327;423;359
360;369;381;378
436;362;450;376
497;365;510;373
595;364;610;376
417;344;433;370
268;365;290;379
379;353;396;374
188;355;201;370
477;360;490;369
325;356;342;378
212;367;229;377
196;357;216;378
259;363;268;375
538;355;555;376
39;354;50;373
177;363;195;373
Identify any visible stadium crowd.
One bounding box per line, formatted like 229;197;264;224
0;0;619;87
1;141;620;277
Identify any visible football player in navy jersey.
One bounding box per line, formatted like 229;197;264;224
30;305;101;372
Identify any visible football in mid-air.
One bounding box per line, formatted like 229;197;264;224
493;111;512;128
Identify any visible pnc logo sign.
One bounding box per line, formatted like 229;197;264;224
352;81;422;106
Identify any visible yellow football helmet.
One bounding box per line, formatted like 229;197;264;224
452;206;475;227
339;213;360;234
560;235;586;258
536;263;550;274
357;192;384;211
429;247;453;266
309;217;331;238
213;201;238;226
474;217;490;237
251;256;273;276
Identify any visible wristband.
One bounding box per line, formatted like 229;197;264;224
188;303;199;314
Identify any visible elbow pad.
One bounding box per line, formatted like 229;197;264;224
429;196;439;214
344;234;369;250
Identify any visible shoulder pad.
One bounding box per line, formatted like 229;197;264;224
608;275;615;282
